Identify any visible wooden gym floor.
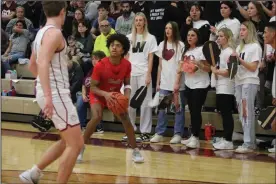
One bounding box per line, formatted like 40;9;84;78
1;121;275;184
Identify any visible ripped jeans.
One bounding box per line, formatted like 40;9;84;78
235;84;258;149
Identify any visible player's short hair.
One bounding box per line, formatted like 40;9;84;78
106;34;130;56
92;50;106;60
266;21;276;31
42;1;67;18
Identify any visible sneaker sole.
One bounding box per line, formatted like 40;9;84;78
132;158;144;163
19;175;35;184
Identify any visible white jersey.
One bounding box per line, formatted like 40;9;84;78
34;25;70;101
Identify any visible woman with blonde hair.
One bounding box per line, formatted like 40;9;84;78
125;12;158;142
233;21;262;153
211;27;236;150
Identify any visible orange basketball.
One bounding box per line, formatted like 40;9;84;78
107;92;129;115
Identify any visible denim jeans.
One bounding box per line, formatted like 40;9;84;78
155;89;185;136
76;92;103;129
1;51;25;73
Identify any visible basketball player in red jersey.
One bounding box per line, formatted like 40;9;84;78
78;33;144;163
19;2;84;183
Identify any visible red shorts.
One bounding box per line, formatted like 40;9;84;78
89;93;107;108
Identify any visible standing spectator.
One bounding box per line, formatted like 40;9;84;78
234;21;262;153
150;21;185;144
126;12;158;142
209;1;241;43
84;1;100;22
23;1;42;29
180;3;210;44
178;28;211;149
2;20;30;74
115;1;135;35
94;20;116;56
90;4;115;39
1;0;17;30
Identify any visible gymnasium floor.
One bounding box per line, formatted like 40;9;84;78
2;121;275;184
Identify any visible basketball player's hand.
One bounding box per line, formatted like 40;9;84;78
145;74;151;86
43;97;53;119
104;92;116;104
272;98;276;106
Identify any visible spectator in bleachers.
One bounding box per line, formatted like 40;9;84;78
94;20;116;56
75;21;94;75
178;28;211;149
132;1;147;14
72;8;91;36
209;1;241;43
5;6;34;40
200;1;221;26
76;0;86;12
84;1;100;22
76;50;106;131
211;28;236;150
150;21;185;144
163;1;188;30
1;20;30;74
68;60;84;104
109;1;122;21
234;21;262;154
180;3;210;45
115;1;135;35
259;1;274;18
23;1;42;29
1;0;16;30
1;29;9;78
90;4;115;39
67;35;83;64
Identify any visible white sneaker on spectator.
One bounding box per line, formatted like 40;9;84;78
235;145;254;153
181;135;194;145
19;166;42;184
213;139;234;150
150;134;164;143
268;145;275;153
186;136;200;149
213;137;223;145
132;148;144;163
170;134;182;144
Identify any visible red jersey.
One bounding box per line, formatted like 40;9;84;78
90;57;131;97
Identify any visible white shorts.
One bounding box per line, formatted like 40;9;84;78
36;93;80;131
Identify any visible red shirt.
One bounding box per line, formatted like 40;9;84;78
91;57;131;95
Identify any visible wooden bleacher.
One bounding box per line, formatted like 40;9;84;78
1;64;275;136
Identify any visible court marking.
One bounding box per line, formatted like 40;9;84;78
2;129;275;163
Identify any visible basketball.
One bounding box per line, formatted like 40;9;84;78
107;92;129;115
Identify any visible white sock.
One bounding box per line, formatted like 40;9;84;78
31;165;42;176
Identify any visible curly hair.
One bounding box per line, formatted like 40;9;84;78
106;33;130;56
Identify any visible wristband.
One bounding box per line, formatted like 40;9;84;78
124;85;132;90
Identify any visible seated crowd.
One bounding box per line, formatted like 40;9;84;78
1;1;276;154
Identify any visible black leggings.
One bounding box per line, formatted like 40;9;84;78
185;86;208;137
216;94;235;141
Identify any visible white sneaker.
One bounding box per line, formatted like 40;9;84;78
77;146;85;162
213;140;234;150
213;137;223;145
268;146;276;153
181;135;193;145
235;146;254;153
132;148;144;163
186;136;200;149
19;168;42;184
150;134;164;143
170;134;182;144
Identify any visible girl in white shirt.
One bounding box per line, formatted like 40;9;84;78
150;21;185;144
209;1;241;43
234;21;262;153
126;12;158;142
176;28;211;149
211;28;236;150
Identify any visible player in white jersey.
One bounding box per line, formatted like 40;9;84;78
19;2;84;183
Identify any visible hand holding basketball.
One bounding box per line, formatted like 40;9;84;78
106;92;129;115
104;92;116;105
